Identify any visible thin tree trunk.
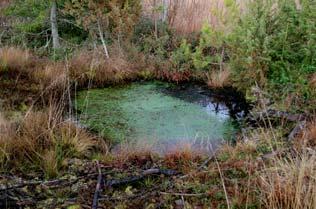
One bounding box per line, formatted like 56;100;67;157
162;0;169;23
153;0;158;39
50;0;60;49
97;20;110;59
295;0;302;10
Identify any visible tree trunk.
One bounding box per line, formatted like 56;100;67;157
153;0;158;39
295;0;302;10
50;0;60;49
162;0;169;23
97;20;110;59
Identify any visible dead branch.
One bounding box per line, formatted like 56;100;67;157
288;120;307;141
252;109;308;123
99;186;160;202
160;192;207;197
0;171;111;192
105;168;178;188
92;161;103;209
180;152;216;179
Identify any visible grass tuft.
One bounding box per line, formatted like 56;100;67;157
259;152;316;209
0;106;107;178
295;121;316;148
206;68;231;88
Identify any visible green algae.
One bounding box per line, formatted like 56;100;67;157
75;81;237;146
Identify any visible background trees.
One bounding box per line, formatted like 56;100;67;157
3;0;142;56
63;0;141;58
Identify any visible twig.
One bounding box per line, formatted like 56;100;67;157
288;120;306;141
92;161;103;209
105;169;178;188
0;171;110;192
160;192;206;197
215;157;231;209
198;152;216;170
181;195;186;209
252;109;308;122
99;186;160;201
180;152;216;179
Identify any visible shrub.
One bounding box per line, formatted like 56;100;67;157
64;0;142;42
170;39;192;71
192;24;214;71
229;0;316;108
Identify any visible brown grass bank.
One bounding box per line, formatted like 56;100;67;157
1;45;316;208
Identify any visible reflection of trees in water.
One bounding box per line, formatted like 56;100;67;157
161;83;249;120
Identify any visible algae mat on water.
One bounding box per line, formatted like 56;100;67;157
75;82;237;150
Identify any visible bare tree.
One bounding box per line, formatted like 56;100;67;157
50;0;60;49
295;0;302;10
97;19;110;59
162;0;169;22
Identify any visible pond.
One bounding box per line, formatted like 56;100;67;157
74;81;248;153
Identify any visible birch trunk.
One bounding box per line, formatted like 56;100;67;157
50;1;60;49
295;0;302;10
97;20;110;59
162;0;169;22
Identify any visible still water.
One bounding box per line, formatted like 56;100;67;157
75;81;247;152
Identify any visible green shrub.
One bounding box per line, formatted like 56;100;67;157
192;25;214;71
170;39;192;71
229;0;316;106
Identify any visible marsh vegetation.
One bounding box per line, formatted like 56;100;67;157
0;0;315;208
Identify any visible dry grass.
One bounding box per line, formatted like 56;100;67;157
310;73;316;88
223;127;316;209
295;121;316;148
206;68;231;88
0;113;14;170
259;152;316;209
163;143;202;172
218;140;258;162
212;127;316;209
68;46;140;87
33;62;67;91
109;140;156;168
0;47;32;71
0;107;107;177
0;0;10;8
142;0;247;34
